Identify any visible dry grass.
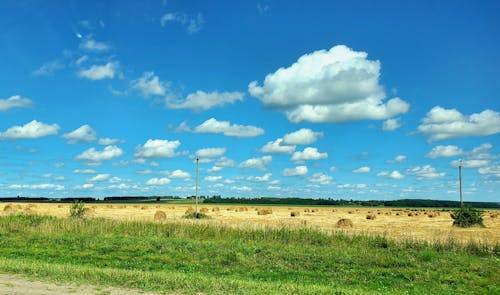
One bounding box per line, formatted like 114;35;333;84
153;210;166;221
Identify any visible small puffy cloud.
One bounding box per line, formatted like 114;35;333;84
196;147;226;158
0;95;33;111
0;120;59;140
216;157;236;167
478;165;500;178
377;170;405;179
160;12;204;34
283;128;323;145
131;72;167;97
167;91;244;111
134;139;181;159
282;165;308;176
146;177;171;185
204;176;222;182
353;166;371;173
79;38;110;52
240;155;272;169
63;124;97;144
427;145;464;158
231;186;252;192
407;165;445;179
194;118;264;137
33;61;65;76
208;166;223;173
260;138;295;154
469;143;495;159
382;118;402;131
78;62;117;80
76;145;123;162
418;106;500;142
170;169;191;179
387;155;406;163
89;173;110;182
75;183;94;190
9;183;64;190
73;169;96;174
291;147;327;162
249;45;409;123
98;138;121;145
247;173;272;182
308;173;332;185
451;159;489;168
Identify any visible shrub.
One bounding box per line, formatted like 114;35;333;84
69;201;86;219
451;207;484;228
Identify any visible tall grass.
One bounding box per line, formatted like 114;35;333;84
0;214;498;294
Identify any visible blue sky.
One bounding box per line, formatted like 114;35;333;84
1;0;499;201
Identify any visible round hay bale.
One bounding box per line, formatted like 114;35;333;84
3;204;15;214
154;210;166;221
290;211;300;217
200;207;209;213
366;214;376;220
185;207;195;215
257;208;272;215
211;207;220;212
489;211;499;218
336;218;353;228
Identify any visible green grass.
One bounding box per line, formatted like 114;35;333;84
0;214;498;294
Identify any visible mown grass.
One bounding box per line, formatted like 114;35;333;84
0;214;498;294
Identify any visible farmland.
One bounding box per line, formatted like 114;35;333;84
0;202;499;294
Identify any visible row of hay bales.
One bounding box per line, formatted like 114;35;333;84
3;203;38;214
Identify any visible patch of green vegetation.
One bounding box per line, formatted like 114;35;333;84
69;201;86;219
0;215;498;294
182;212;210;219
451;207;484;227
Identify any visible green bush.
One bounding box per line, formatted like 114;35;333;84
182;212;209;219
451;207;484;227
69;201;86;219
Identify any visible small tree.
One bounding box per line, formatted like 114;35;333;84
69;201;86;219
451;207;484;227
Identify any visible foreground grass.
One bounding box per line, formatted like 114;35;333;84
0;214;498;294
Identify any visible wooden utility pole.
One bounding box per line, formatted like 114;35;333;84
459;162;463;209
195;156;199;217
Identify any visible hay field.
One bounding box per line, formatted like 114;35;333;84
2;202;499;245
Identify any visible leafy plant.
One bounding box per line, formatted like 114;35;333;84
451;207;484;227
69;201;86;219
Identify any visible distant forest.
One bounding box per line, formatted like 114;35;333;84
203;196;500;209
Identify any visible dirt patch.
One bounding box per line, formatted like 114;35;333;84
0;273;160;295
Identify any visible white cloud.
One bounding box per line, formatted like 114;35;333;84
478;165;500;178
308;173;332;185
89;173;110;182
240;155;272;169
63;124;97;144
469;143;495;160
388;155;406;163
291;147;327;162
208;166;223;173
247;173;272;182
146;177;171;185
75;183;94;190
78;62;117;80
76;145;123;162
196;147;226;158
131;72;167;97
418;106;500;142
160;12;204;34
407;165;445;179
134;139;181;159
73;169;96;174
249;45;409;123
353;166;371;173
231;186;252;192
283;128;323;145
382;118;402;131
377;170;405;179
79;38;110;52
167;91;244;111
427;145;464;158
0;95;32;111
260;138;295;154
194;118;264;137
9;183;64;190
283;165;308;176
170;169;191;179
0;120;59;140
33;61;65;76
451;159;489;168
204;176;222;182
216;157;236;167
98;138;121;145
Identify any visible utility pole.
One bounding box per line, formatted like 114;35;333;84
195;156;199;217
459;161;463;209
